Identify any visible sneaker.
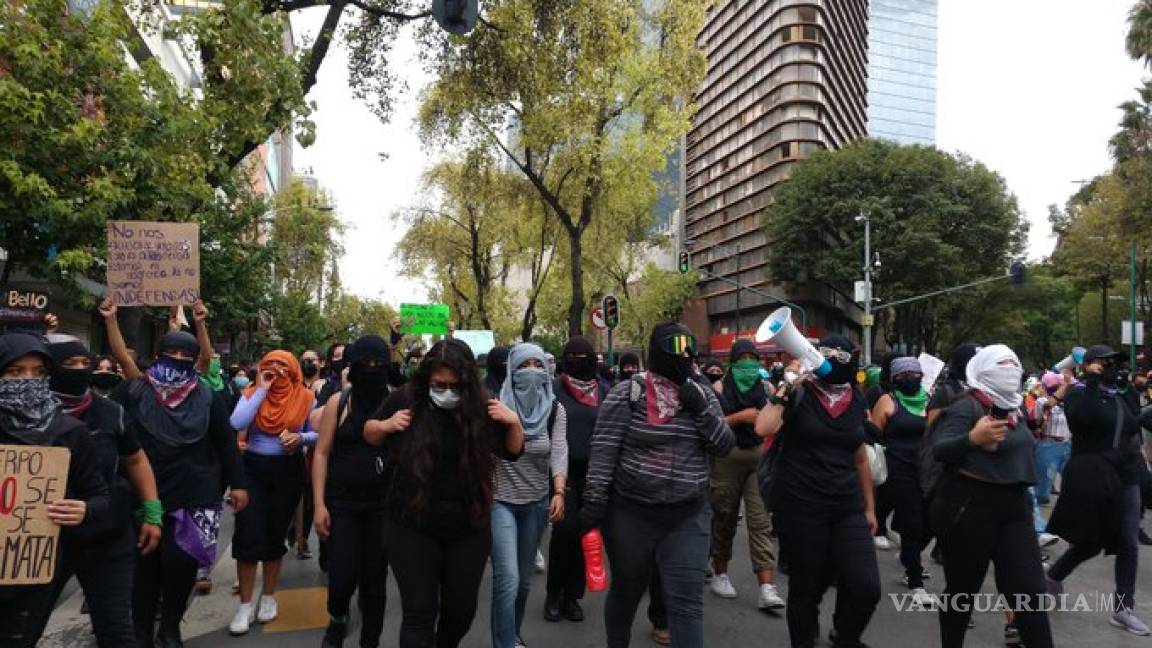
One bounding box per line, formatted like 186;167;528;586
535;550;545;574
1037;532;1060;547
229;603;255;635
561;598;585;622
651;627;671;646
758;583;785;610
1044;572;1063;597
256;595;278;623
543;593;562;622
911;588;934;607
1004;622;1021;646
710;573;738;599
1111;606;1152;636
514;638;527;648
873;536;891;550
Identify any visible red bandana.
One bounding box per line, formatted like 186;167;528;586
562;374;600;407
645;373;681;426
806;379;855;418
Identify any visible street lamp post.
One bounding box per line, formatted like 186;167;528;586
856;212;875;366
1130;240;1138;369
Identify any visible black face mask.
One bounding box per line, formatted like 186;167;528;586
893;376;921;396
619;369;637;382
302;360;319;379
329;359;345;378
91;372;122;391
705;371;724;382
1100;364;1119;387
564;356;598;381
350;363;390;402
51;367;92;396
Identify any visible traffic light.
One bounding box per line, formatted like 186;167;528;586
432;0;479;35
678;249;690;274
1009;260;1026;285
602;295;620;330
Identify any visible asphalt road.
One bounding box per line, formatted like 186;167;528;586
41;502;1152;647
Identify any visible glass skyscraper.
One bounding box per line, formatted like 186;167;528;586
867;0;938;145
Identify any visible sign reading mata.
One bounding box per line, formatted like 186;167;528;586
0;445;70;585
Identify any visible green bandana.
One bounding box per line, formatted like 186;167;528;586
199;358;225;392
731;359;762;393
893;388;929;417
866;366;882;388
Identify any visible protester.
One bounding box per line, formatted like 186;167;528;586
92;354;124;396
485;345;511;395
546;336;604;623
312;335;393;648
1033;371;1072;507
317;342;349;405
710;339;784;609
301;349;324;394
701;359;725;389
930;344;1052;648
366;338;524;648
755;334;880;648
866;353;902;549
100;299;249;648
869;356;932;606
1046;345;1149;635
491;343;568;648
617;352;641;384
228;351;317;635
0;333;111;647
403;347;425;381
582;323;735;648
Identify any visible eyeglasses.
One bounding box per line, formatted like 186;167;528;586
817;347;853;364
659;333;698;357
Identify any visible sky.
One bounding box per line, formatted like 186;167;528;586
292;1;1149;304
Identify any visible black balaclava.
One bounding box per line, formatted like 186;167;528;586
702;360;725;382
618;352;641;382
561;336;597;381
648;322;694;385
48;340;92;396
484;345;510;394
301;357;320;379
819;334;859;386
948;343;981;381
346;335;391;408
158;331;200;369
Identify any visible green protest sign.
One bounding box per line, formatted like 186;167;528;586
399;303;451;335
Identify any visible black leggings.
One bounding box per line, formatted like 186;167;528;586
775;506;881;648
133;525;200;648
385;518;491;648
879;471;926;588
233;453;305;562
327;506;388;647
930;474;1052;648
546;484;585;601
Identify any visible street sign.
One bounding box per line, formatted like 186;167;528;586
861;314;874;327
1122;321;1145;346
854;281;871;304
591;307;607;331
602;295;620;330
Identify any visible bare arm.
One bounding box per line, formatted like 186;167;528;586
99;299;141;381
191;300;213;374
122;450;159;502
311;392;340;536
855;444;877;534
725;408;758;428
869;394;895;435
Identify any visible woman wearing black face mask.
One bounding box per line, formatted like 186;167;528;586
0;334;112;648
364;339;524;648
1047;345;1149;635
701;360;725;389
485;345;511;396
869;357;931;606
616;352;641;385
92;355;124;396
312;336;394;648
100;299;249;648
583;323;735;648
755;334;880;648
317;343;349;406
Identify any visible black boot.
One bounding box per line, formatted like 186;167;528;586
322;619;348;648
561;598;585;622
155;620;183;648
544;593;562;622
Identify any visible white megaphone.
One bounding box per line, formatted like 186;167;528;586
1052;346;1086;373
755;307;832;377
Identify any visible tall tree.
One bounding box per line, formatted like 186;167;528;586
270;179;343;299
417;0;706;336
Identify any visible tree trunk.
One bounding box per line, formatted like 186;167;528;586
567;228;585;338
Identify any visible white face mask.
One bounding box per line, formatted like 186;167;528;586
966;345;1024;410
429;387;461;410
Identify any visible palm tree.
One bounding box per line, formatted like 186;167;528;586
1126;0;1152;65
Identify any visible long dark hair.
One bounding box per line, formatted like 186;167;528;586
397;338;495;526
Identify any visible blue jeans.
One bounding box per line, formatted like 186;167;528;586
491;497;549;648
1029;487;1048;534
1033;439;1071;504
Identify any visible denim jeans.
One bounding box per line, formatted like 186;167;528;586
1033;439;1071;504
1029;487;1047;535
490;497;549;648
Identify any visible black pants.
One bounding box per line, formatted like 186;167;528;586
647;570;667;630
385;518;491;648
879;470;926;588
546;483;586;602
1049;483;1140;609
133;525;200;648
874;484;893;537
327;506;388;647
775;505;880;648
930;474;1053;648
234;453;305;562
0;583;59;648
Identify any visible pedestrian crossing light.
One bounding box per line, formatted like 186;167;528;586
678;249;690;274
432;0;479;35
1009;261;1026;286
602;295;620;330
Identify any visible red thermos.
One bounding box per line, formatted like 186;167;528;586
582;528;608;592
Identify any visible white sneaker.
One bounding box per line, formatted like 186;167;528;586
229;603;255;635
873;536;892;550
535;550;546;574
757;583;785;610
710;573;738;599
256;595;278;623
1038;532;1060;547
911;588;934;607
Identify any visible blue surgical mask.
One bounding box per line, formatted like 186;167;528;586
233;376;251;389
430;387;461;410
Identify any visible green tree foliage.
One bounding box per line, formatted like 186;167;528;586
417;0;706;336
764;139;1028;354
270;179;343;300
265;290;325;355
323;293;397;345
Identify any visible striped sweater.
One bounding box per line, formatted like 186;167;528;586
583;375;735;524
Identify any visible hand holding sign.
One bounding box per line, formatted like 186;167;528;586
45;499;86;526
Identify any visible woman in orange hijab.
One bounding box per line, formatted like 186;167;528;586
227;350;318;635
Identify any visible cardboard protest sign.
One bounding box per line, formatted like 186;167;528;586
0;287;49;329
399;303;451;335
106;221;200;306
0;445;70;585
455;330;496;358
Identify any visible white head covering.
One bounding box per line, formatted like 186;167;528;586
966;344;1024;409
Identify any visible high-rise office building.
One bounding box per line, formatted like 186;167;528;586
867;0;938;144
684;1;869;353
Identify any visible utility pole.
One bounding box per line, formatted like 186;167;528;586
855;212;874;366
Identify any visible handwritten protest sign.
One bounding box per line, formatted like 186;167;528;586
106;221;200;306
0;445;70;585
399;303;451;335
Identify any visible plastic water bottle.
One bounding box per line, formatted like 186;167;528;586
582;529;608;592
